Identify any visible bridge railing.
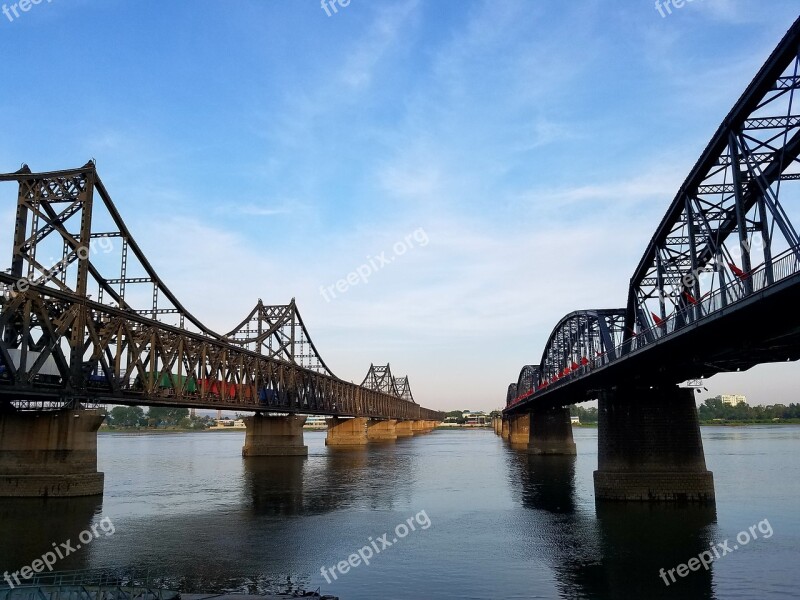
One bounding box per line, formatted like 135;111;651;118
622;245;800;353
515;245;800;403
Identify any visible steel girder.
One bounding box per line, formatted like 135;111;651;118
361;364;396;395
0;276;442;419
0;166;442;420
537;310;626;388
626;17;800;346
506;383;518;406
226;299;334;376
395;376;415;403
505;18;800;413
516;365;539;396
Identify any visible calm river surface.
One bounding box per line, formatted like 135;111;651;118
1;426;799;599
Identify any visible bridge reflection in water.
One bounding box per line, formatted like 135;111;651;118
506;447;717;600
0;496;103;572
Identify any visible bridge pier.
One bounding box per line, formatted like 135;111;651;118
242;414;308;456
501;418;510;440
411;420;428;434
593;385;714;502
396;420;414;437
326;417;368;447
508;413;530;447
0;408;105;497
529;406;577;455
367;419;397;441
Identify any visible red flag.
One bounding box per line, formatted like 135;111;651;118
729;263;748;280
683;291;698;305
581;357;589;366
651;312;665;327
571;362;580;371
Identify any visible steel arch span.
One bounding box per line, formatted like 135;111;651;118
505;16;800;415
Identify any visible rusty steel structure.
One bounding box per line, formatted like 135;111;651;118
507;17;800;413
0;164;442;421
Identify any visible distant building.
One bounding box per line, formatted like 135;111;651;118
570;415;580;424
303;415;328;429
714;394;747;406
465;412;488;425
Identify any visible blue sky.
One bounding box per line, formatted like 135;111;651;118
1;0;799;411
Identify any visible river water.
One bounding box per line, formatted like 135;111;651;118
1;426;799;599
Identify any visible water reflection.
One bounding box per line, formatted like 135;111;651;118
589;503;717;600
508;448;718;599
242;456;305;516
509;451;577;514
241;443;413;516
0;496;103;571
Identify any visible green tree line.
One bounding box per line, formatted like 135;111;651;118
697;398;800;422
105;406;212;430
569;405;598;423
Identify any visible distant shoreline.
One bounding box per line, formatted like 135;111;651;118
99;427;245;434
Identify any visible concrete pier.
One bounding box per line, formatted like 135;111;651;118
396;420;414;437
501;418;510;440
593;385;714;502
508;413;531;447
367;419;397;441
0;408;105;497
242;414;308;456
411;420;427;434
326;417;368;447
529;406;577;455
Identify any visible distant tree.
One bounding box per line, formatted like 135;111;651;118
445;410;465;419
147;407;189;428
696;398;800;422
569;405;598;423
109;406;145;427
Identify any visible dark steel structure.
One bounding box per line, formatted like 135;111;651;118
507;17;800;413
0;165;442;421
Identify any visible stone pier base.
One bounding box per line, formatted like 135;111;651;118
326;417;368;447
411;420;427;434
501;418;510;440
0;408;105;497
509;413;531;447
242;414;308;457
367;419;397;441
396;421;414;437
529;406;577;455
593;385;715;502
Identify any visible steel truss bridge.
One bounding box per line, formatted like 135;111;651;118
507;17;800;414
0;165;442;421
